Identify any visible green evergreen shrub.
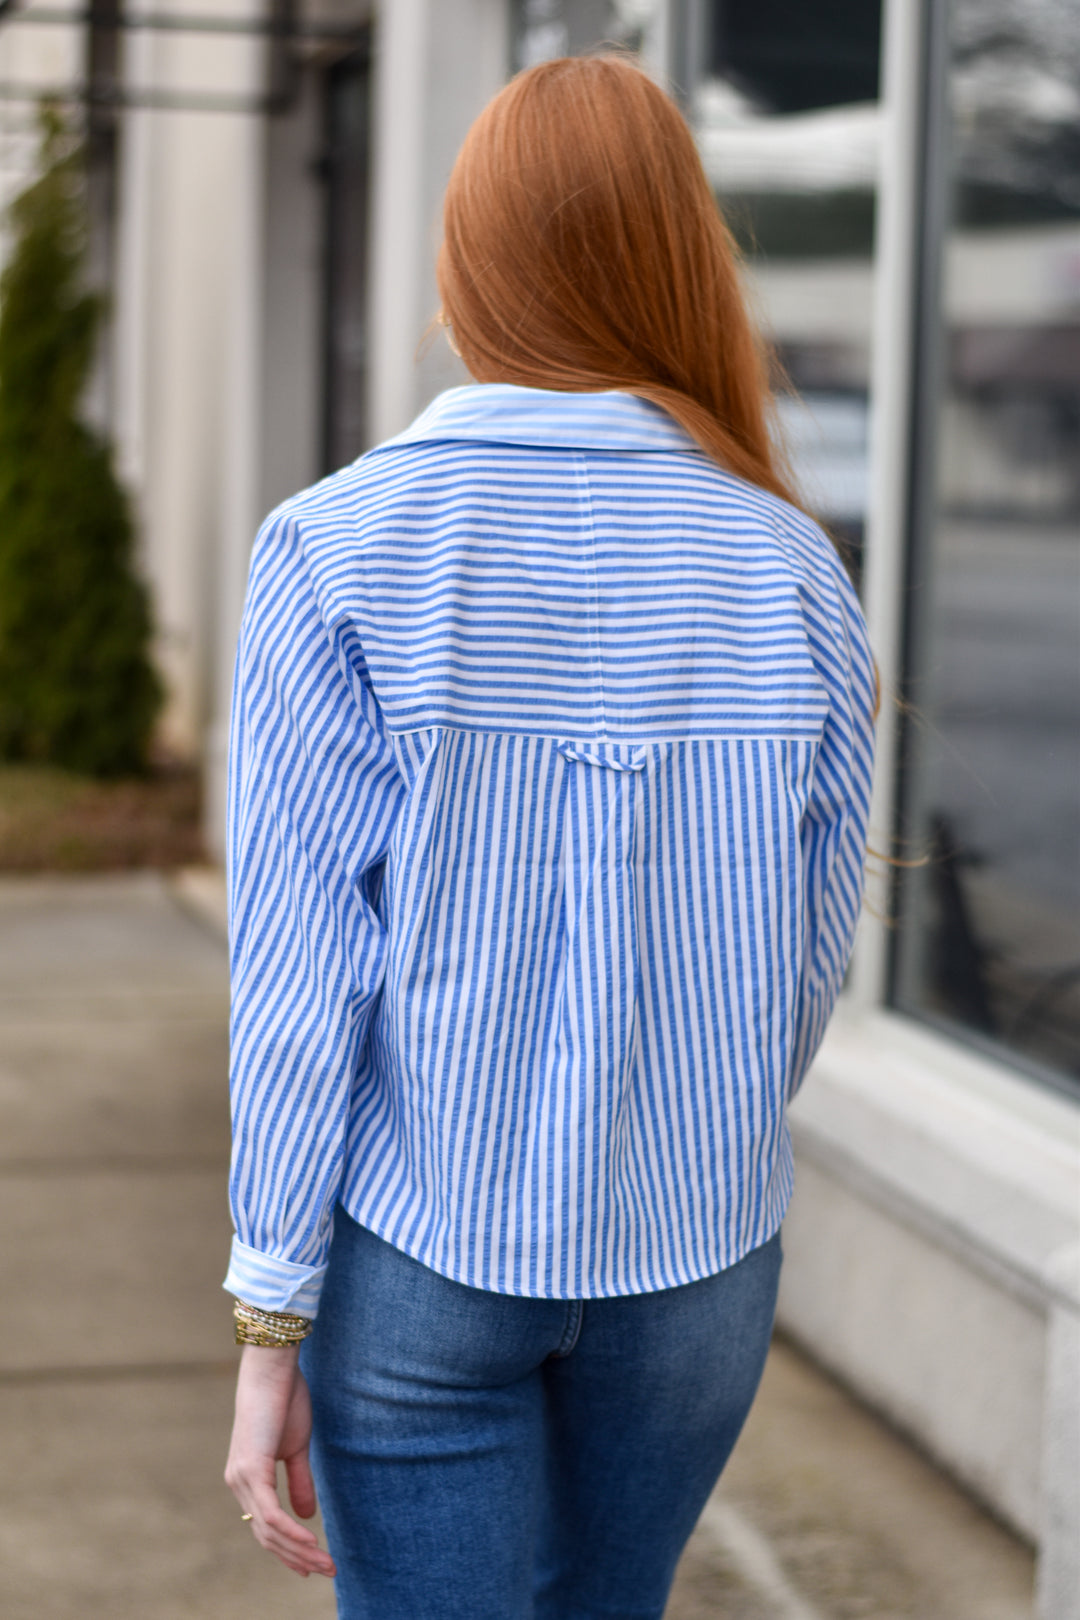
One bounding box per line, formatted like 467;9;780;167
0;109;161;777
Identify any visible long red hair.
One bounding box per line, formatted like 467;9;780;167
437;53;800;509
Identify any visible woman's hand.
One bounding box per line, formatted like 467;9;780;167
225;1342;337;1579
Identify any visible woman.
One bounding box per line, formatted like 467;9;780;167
224;53;877;1620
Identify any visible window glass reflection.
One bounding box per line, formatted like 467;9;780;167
895;0;1080;1086
691;0;882;586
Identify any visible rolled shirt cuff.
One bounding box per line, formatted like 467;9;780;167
224;1236;326;1318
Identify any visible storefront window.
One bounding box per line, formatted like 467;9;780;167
893;0;1080;1088
689;0;882;588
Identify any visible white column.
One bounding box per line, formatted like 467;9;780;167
204;93;267;861
111;0;269;778
366;0;429;444
201;4;268;860
848;0;925;1007
367;0;510;444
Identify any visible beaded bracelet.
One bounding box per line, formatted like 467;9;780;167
233;1299;313;1347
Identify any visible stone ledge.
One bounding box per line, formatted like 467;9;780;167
791;1004;1080;1311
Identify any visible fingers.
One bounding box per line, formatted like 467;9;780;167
285;1447;318;1521
246;1489;337;1577
226;1459;336;1579
253;1497;335;1578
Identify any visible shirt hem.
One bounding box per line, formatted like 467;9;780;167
335;1190;792;1302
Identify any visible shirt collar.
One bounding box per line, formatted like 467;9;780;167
381;383;702;456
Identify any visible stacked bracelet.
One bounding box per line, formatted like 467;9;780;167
233;1299;313;1347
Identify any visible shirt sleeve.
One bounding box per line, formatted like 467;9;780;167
789;542;878;1095
222;506;406;1316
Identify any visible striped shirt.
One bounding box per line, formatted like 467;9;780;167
224;384;877;1315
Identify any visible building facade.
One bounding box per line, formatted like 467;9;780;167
0;2;1076;1612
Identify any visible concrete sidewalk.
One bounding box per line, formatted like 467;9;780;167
0;875;1036;1619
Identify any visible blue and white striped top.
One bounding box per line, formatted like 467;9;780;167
224;385;877;1316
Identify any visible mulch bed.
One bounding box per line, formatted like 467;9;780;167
0;762;205;872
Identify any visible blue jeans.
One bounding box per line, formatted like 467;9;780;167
301;1212;782;1620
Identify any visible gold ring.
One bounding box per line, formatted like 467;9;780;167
241;1513;253;1522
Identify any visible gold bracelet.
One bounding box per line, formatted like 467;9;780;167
233;1299;313;1347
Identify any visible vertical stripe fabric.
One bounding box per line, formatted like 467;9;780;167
224;385;877;1316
